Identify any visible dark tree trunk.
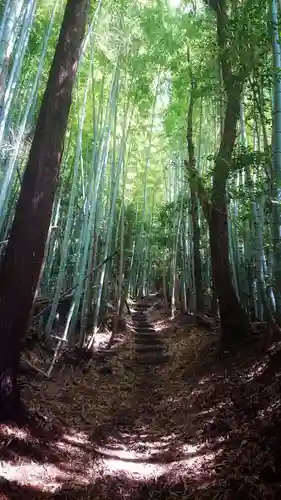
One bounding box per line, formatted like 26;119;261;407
209;84;251;347
186;75;204;313
185;83;251;346
201;0;260;347
190;188;204;313
211;269;218;318
209;197;250;348
207;0;251;347
0;0;88;421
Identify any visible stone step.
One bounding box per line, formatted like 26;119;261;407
134;337;163;345
132;315;147;321
134;321;152;325
134;331;157;337
134;327;155;334
133;320;151;325
132;326;155;336
135;345;166;354
134;326;152;332
134;330;162;342
135;353;170;365
134;322;153;327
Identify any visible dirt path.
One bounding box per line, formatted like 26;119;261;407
1;302;281;499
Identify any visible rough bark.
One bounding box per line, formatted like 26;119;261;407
190;189;204;312
210;271;218;318
209;80;250;345
207;0;253;346
209;195;250;346
0;0;88;421
186;0;253;347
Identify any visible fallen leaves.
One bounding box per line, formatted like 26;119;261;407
1;300;281;499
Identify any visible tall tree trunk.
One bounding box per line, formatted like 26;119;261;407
210;85;250;347
270;0;281;324
186;77;204;313
206;0;251;346
209;195;249;345
186;87;251;346
190;187;204;312
210;268;218;317
0;0;88;420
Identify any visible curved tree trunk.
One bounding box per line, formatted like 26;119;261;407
207;0;253;346
0;0;88;421
185;48;249;343
209;196;249;346
210;84;250;346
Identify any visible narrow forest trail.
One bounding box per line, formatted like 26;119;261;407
132;299;170;365
1;299;281;499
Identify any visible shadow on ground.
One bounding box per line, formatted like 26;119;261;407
1;312;281;499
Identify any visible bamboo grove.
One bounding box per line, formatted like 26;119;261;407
0;0;279;400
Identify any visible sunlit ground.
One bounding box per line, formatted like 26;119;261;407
0;421;220;494
1;307;281;498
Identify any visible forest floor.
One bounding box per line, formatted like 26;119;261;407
1;302;281;499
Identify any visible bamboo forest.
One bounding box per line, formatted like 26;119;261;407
1;0;281;497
